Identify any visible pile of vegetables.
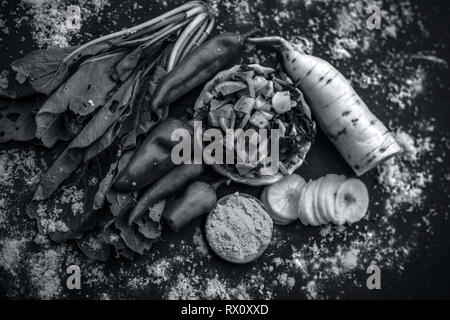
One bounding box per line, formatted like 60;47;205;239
298;175;369;226
249;36;401;176
261;173;370;227
0;2;403;263
0;1;217;260
194;64;316;186
150;31;254;112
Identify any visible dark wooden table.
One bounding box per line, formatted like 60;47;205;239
0;0;449;299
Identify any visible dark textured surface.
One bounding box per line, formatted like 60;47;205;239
0;0;449;299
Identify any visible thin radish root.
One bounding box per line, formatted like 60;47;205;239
248;36;293;51
168;12;209;70
250;36;401;175
64;1;206;65
179;18;210;61
195;17;215;47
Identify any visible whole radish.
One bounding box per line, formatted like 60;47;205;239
249;36;401;176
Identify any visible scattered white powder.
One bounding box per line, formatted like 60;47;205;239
60;185;85;215
84;264;107;286
0;69;8;89
35;203;69;234
281;219;414;299
165;273;250;300
328;1;415;59
330;4;370;60
33;233;50;246
0;0;447;300
83;232;103;252
166;274;199;300
0;238;28;277
192;227;211;257
378;129;434;215
275;273;295;291
303;280;318;299
99;292;110;300
147;258;171;285
0;198;7;229
127;274;151;289
0;149;43;189
21;0;110;48
28;246;65;299
411;54;448;67
31;183;86;234
387;67;426;110
292;238;362;279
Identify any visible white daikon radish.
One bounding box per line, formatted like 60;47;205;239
249;36;401;175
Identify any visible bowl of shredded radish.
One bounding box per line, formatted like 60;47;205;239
194;64;316;186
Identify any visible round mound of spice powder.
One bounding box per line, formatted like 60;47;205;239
205;192;273;264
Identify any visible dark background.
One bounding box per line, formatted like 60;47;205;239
0;0;449;299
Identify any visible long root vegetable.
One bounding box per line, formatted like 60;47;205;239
128;164;204;224
150;30;257;112
249;36;401;176
113;118;187;192
167;12;210;71
179;17;215;61
163;179;226;232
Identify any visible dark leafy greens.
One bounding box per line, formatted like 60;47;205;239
35;51;127;147
4;46;78;98
1;1;215;260
0;97;41;143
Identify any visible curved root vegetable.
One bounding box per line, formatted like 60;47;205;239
113;118;186;192
167;12;209;71
128;164;204;224
150;31;256;112
180;17;215;61
249;36;402;176
163;181;218;232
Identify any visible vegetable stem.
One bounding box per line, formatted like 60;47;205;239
179;18;209;61
195;17;215;49
128;164;204;224
176;15;209;64
247;36;294;52
185;5;207;19
139;20;193;50
167;12;209;71
210;178;229;191
119;21;178;47
63;1;205;66
123;11;187;41
240;28;259;41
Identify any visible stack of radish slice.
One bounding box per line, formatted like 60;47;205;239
261;174;369;226
298;175;369;226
